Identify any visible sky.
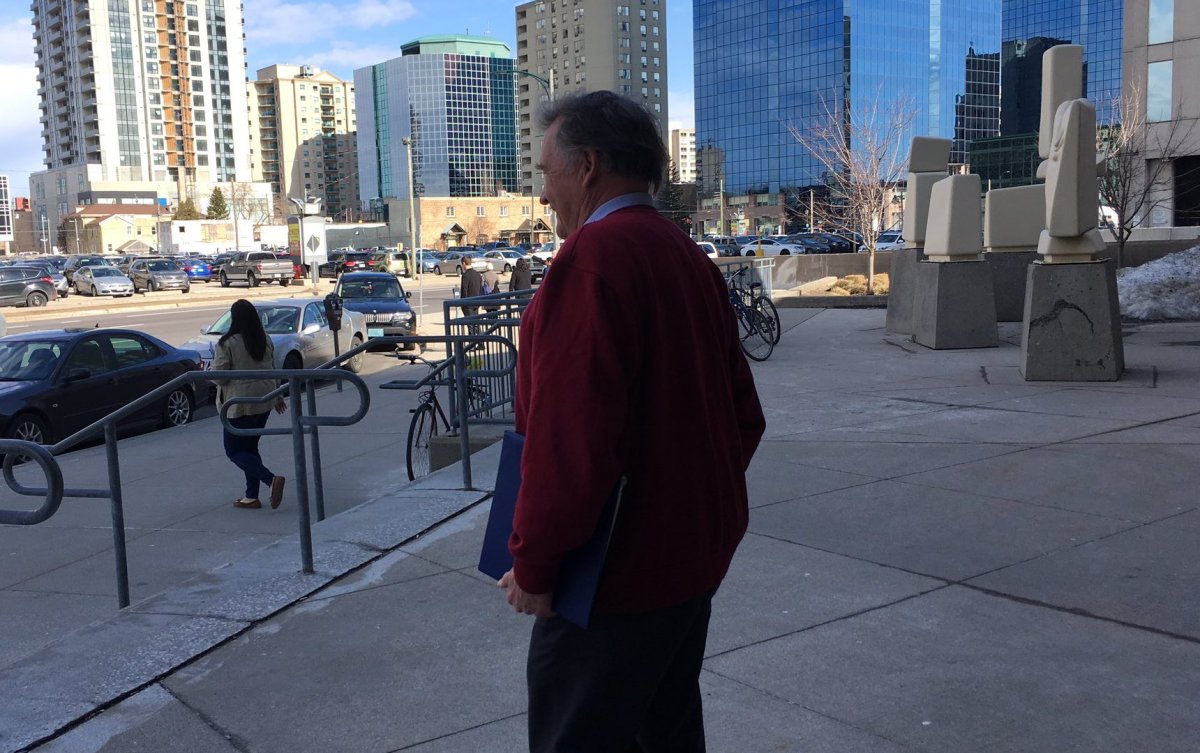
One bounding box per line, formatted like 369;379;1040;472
0;0;695;197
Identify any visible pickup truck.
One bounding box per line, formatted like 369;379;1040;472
218;251;296;287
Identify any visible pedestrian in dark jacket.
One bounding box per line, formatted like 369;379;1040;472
509;258;533;291
460;256;484;316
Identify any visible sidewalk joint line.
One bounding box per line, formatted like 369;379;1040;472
384;711;528;751
160;682;256;753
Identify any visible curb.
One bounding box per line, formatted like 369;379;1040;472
776;294;889;309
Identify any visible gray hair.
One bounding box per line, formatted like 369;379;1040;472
537;91;668;192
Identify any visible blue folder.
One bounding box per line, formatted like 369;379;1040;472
479;430;625;628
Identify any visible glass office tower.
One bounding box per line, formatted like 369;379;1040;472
1001;0;1124;134
694;0;1000;196
355;36;520;204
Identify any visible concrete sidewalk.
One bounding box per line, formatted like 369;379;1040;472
5;309;1200;752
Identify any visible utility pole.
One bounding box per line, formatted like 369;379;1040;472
403;136;423;325
39;214;49;255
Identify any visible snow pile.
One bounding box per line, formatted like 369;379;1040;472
1117;246;1200;320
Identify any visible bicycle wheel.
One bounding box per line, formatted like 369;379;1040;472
755;296;782;345
406;401;439;480
739;308;774;361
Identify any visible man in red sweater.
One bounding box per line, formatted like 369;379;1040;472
498;91;765;752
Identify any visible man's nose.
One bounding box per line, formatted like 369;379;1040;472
539;194;550;206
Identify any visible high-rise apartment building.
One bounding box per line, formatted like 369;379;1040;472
515;0;669;195
355;36;520;214
670;128;696;183
1124;0;1200;226
30;0;253;242
694;0;1000;198
0;176;13;248
249;65;359;219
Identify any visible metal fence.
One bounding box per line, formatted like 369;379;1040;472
441;288;534;427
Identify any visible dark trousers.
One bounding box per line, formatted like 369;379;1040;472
223;411;274;500
527;591;713;753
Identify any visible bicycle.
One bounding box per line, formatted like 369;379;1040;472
725;268;777;361
399;352;491;480
728;266;782;345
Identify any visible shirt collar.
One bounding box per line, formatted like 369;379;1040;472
584;192;655;226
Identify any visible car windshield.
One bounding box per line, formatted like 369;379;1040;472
0;341;64;381
878;232;900;242
147;260;179;272
338;277;403;300
91;267;122;277
207;305;300;335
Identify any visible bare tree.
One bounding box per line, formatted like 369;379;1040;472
224;182;273;252
1098;85;1197;268
787;96;916;294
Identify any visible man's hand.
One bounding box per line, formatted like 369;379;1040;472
498;569;555;618
274;399;287;414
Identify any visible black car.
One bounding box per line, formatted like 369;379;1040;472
0;329;201;445
334;272;416;349
62;255;113;285
318;251;373;278
0;267;58;308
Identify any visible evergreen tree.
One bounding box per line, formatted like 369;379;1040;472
206;188;229;219
655;164;692;235
174;198;203;221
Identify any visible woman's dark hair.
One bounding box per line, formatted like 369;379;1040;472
536;91;668;191
219;299;268;362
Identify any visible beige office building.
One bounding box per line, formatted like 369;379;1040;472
1124;0;1200;226
515;0;668;195
670;127;696;183
249;65;359;220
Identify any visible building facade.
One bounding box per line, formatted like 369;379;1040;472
1124;0;1200;226
670;128;696;183
515;0;669;195
249;65;359;219
693;0;1000;200
30;0;253;242
355;36;520;213
0;176;12;247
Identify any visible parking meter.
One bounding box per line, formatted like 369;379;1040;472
323;292;344;331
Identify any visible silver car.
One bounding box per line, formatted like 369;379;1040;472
129;259;191;293
73;265;135;297
182;297;369;375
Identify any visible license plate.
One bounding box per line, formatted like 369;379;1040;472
368;327;384;337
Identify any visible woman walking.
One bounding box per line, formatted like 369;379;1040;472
213;299;286;510
509;257;533;291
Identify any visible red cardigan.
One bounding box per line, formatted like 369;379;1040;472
510;205;765;614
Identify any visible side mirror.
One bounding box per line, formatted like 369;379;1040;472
63;368;91;383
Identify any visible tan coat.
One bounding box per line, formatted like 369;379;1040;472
213;334;279;418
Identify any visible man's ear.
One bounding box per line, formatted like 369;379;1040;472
580;150;601;187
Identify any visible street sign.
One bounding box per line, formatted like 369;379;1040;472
300;220;328;264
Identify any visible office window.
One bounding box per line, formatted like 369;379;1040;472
476;206;486;216
500;206;509;217
1149;0;1174;44
446;206;455;217
1147;61;1172;122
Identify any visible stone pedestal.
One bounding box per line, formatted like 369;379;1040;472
885;247;924;335
986;251;1039;322
913;260;999;350
1021;260;1124;381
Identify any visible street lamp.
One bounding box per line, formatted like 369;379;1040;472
495;66;558;248
402;136;424;326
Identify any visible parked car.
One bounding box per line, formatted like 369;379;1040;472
73;265;135;297
318;251;373;278
370;250;409;276
703;236;742;257
408;250;444;274
432;251;491;276
219;251;295;287
182;298;369;376
531;242;557;263
739;238;806;256
480;249;527;274
10;264;69;298
63;255;114;286
334;272;416;349
0;267;58;308
0;329;201;445
788;234;833;253
696;242;720;259
874;231;905;251
129;259;190;294
178;257;213;282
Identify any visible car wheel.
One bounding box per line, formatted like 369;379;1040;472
434;266;442;276
280;277;291;287
247;271;259;288
161;387;194;428
25;291;48;307
344;334;365;373
456;265;463;275
9;412;49;445
182;285;190;294
220;272;230;287
780;250;791;255
149;278;158;292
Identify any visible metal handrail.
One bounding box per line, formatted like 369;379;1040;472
0;363;369;608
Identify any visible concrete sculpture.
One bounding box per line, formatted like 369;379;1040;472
984;185;1046;321
886;136;951;335
1021;93;1124;379
913;174;999;349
